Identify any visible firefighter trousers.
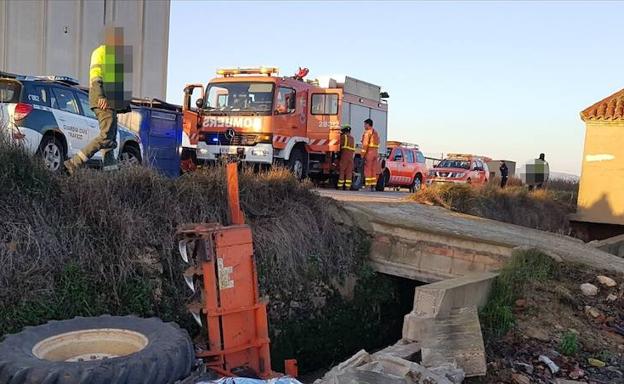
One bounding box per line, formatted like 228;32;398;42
338;154;354;189
68;108;118;170
363;151;379;187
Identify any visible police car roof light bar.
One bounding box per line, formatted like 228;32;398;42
0;71;79;86
36;75;80;85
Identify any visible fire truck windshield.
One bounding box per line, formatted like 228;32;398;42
205;82;274;115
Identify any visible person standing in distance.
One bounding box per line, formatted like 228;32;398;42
499;160;509;188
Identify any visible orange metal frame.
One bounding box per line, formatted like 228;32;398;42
177;164;297;379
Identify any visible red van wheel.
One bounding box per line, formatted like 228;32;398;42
410;174;423;192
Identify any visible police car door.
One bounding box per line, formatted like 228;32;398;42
50;87;90;158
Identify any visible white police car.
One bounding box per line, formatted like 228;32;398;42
0;72;142;171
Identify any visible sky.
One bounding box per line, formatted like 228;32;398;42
166;1;624;175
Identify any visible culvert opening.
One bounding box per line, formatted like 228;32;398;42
286;274;427;380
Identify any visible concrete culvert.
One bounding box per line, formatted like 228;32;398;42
0;315;194;384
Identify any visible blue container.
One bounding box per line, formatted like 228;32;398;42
119;99;182;177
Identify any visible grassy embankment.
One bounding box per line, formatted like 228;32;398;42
0;141;408;373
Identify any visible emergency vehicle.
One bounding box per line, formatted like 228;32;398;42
379;141;428;192
428;153;491;185
0;72;142;172
181;67;388;185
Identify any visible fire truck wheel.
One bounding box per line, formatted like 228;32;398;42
351;158;364;190
375;170;388;191
0;315;194;384
287;147;308;180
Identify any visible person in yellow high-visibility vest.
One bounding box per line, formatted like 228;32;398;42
337;125;355;190
65;26;128;174
361;118;380;190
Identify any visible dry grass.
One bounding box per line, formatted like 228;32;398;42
412;181;578;234
0;141;367;336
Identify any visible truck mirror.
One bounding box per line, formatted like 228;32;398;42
195;98;204;109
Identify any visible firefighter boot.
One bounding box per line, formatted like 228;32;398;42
64;152;87;175
102;149;119;172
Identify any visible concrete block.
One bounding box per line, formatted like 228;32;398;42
372;339;421;361
314;349;372;384
373;355;453;384
334;369;406;384
412;272;497;317
420;306;486;377
402;313;435;342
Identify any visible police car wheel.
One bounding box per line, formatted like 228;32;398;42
38;136;65;172
120;145;142;166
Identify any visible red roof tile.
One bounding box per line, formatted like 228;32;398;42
581;88;624;121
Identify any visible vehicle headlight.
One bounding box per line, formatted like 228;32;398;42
256;134;272;144
429;170;436;177
455;173;465;178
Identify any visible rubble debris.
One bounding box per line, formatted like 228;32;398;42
587;357;606;368
524;325;550;342
580;283;598;296
314;349;456;384
597;275;617;287
333;369;406;384
511;373;531;384
584;306;602;318
513;362;534;375
538;355;560;374
480;262;624;383
428;362;465;384
199;378;302;384
372;339;421;361
568;367;585;379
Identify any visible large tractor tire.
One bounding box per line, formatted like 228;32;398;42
0;315;194;384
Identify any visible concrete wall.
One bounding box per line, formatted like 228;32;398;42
0;0;170;99
576;120;624;225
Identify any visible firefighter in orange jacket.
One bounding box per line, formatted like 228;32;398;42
337;125;355;190
361;118;380;190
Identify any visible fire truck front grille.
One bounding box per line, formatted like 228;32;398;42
203;133;258;146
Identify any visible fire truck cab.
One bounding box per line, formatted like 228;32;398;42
181;67;388;186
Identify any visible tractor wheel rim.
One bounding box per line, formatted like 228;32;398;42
32;328;148;362
43;143;61;171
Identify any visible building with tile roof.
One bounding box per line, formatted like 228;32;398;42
572;87;624;240
581;89;624;121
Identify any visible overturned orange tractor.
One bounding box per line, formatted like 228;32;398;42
181;67;389;188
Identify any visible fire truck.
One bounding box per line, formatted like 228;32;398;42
181;67;388;186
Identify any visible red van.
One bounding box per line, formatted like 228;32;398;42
428;154;490;185
377;142;428;192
